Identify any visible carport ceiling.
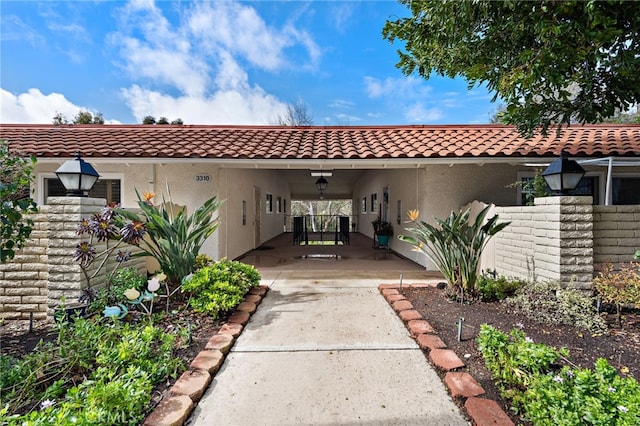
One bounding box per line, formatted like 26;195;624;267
285;169;366;200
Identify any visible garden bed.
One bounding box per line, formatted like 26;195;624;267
401;285;640;424
0;303;227;418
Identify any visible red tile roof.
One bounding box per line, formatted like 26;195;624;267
1;124;638;160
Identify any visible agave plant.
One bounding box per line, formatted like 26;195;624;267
399;206;509;297
116;187;222;288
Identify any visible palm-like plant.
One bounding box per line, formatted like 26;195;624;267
399;206;509;297
117;187;222;288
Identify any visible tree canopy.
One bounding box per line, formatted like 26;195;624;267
1;140;38;262
53;110;104;125
383;0;640;136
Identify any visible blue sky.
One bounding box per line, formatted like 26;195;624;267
1;1;499;125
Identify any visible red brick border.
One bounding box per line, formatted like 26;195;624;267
142;285;269;426
378;283;514;426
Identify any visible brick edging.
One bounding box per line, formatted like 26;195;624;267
378;283;515;426
142;285;269;426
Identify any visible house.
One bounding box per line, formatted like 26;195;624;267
2;123;640;319
2;123;639;266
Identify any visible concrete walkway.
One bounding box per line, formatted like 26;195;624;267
187;270;468;425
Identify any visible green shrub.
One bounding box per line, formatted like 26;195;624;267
0;318;182;422
182;259;261;318
477;325;640;424
194;254;214;270
90;267;148;313
523;359;640;425
399;206;509;297
4;367;152;425
477;324;567;395
594;263;640;326
477;273;527;301
116;188;222;287
506;281;608;333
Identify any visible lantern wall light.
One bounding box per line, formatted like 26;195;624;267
541;152;585;195
55;153;100;197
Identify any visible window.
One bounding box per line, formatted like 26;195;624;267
612;177;640;205
242;200;247;225
277;196;282;213
361;196;367;213
371;193;378;213
266;193;273;213
44;178;121;204
517;173;599;205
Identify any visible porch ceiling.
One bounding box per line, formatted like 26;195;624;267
284;169;365;199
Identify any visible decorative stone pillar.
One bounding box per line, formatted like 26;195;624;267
533;196;594;290
46;196;106;313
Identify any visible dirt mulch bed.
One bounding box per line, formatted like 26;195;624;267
400;286;640;424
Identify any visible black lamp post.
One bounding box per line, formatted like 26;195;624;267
55;153;100;197
541;152;585;195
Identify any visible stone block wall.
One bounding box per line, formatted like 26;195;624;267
0;210;50;320
492;196;594;290
1;197;146;320
593;205;640;269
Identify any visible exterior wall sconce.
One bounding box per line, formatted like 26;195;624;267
541;152;585;195
55;153;100;197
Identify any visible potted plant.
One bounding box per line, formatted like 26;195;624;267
372;217;393;247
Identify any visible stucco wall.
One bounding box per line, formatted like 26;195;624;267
217;168;291;261
353;163;523;270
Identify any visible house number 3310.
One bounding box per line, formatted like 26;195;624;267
195;174;211;182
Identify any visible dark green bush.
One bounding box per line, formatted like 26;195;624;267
182;259;261;318
477;273;526;301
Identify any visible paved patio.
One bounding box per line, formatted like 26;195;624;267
186;234;467;425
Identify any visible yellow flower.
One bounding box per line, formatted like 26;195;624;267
142;191;156;202
407;209;419;222
411;241;425;252
124;288;141;301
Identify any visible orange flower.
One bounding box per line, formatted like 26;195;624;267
407;209;419;222
142;191;156;202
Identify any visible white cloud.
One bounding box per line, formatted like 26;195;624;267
1;88;80;123
108;0;319;124
121;84;287;125
0;88;121;124
0;15;45;45
404;103;443;123
364;76;433;99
